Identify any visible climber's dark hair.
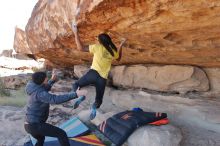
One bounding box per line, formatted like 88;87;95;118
98;33;117;56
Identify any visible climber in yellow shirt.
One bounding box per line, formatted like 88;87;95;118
71;23;126;120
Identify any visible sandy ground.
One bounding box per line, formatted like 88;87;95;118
0;56;43;77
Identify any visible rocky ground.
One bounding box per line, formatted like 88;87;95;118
0;106;26;146
0;56;219;146
0;78;219;146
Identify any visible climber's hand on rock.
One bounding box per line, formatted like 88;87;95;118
51;70;58;81
75;7;80;17
120;38;127;46
72;22;78;34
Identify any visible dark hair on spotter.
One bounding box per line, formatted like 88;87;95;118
32;72;46;85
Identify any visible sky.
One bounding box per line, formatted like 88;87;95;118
0;0;38;53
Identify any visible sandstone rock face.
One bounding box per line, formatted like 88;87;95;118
50;79;73;93
111;65;209;93
13;27;31;54
0;50;12;57
110;90;220;145
20;0;220;67
111;91;220;133
204;68;220;93
127;125;182;146
74;65;90;78
0;48;32;60
1;75;31;89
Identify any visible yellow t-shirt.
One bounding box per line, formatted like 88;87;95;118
89;44;119;79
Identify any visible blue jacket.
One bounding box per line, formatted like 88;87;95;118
25;80;77;123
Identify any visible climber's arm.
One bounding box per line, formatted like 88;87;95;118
72;23;89;52
117;39;127;61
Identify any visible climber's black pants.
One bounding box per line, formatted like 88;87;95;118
72;69;107;108
24;122;70;146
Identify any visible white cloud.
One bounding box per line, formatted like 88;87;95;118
0;0;37;52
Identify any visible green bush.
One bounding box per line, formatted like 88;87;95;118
0;78;10;97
